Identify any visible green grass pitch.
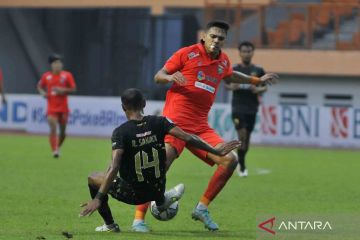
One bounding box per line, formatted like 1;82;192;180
1;134;359;240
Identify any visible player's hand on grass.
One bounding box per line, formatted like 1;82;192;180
79;199;101;217
260;73;279;85
168;71;187;85
216;140;241;156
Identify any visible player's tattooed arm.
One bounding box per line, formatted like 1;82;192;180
79;149;123;217
224;71;279;86
168;126;240;156
154;68;186;85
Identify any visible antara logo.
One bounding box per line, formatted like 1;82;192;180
331;107;349;138
258;217;333;235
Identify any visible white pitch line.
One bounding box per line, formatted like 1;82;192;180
254;168;272;175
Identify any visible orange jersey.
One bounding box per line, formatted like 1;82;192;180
163;43;233;132
38;71;76;114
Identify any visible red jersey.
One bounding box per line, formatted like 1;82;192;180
163;43;233;132
38;71;76;114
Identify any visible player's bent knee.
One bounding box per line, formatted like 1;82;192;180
219;153;237;170
87;172;104;186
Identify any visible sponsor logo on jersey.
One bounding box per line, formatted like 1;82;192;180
218;64;224;74
194;81;215;94
60;76;66;84
197;71;205;81
188;52;200;60
331;107;349;138
261;106;277;135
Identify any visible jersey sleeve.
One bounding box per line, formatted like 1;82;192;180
38;73;47;88
163;47;188;74
111;127;125;150
66;72;76;88
223;56;233;78
161;117;176;134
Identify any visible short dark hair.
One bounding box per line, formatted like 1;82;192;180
121;88;145;111
48;53;62;64
205;20;230;33
238;41;255;51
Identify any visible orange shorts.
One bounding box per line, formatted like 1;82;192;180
165;127;224;166
48;112;69;125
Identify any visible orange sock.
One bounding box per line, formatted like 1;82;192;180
134;203;150;220
49;134;58;152
200;196;210;207
201;166;234;205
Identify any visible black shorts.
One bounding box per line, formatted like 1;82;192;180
231;112;257;132
108;177;166;205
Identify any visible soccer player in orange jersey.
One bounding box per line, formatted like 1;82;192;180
37;54;76;158
0;68;6;105
131;20;279;232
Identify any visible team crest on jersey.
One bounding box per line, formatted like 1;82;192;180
188;52;200;60
217;65;224;74
60;77;66;84
46;75;52;81
197;71;205;81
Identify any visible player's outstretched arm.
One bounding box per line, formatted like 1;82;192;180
224;71;279;86
168;126;240;156
79;149;123;217
154;68;186;85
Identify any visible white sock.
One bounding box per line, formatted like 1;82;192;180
196;202;208;210
133;219;144;225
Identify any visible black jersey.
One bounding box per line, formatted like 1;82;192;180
111;116;176;186
232;64;265;114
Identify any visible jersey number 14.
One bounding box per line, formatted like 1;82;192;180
134;147;160;182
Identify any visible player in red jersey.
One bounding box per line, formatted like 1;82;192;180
37;54;76;158
130;20;279;232
0;68;6;105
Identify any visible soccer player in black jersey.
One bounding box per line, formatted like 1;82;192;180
79;88;240;232
225;41;267;177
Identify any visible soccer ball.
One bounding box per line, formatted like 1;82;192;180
150;201;179;221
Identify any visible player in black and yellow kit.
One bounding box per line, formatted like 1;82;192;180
79;88;240;232
226;41;267;177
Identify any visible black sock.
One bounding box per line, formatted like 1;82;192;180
237;150;246;172
88;184;114;225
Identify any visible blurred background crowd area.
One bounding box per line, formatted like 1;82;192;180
0;0;359;107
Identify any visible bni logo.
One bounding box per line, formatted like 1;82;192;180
331;107;349;138
261;106;277;135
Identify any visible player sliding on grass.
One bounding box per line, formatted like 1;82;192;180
79;88;240;233
37;54;76;158
132;20;279;232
